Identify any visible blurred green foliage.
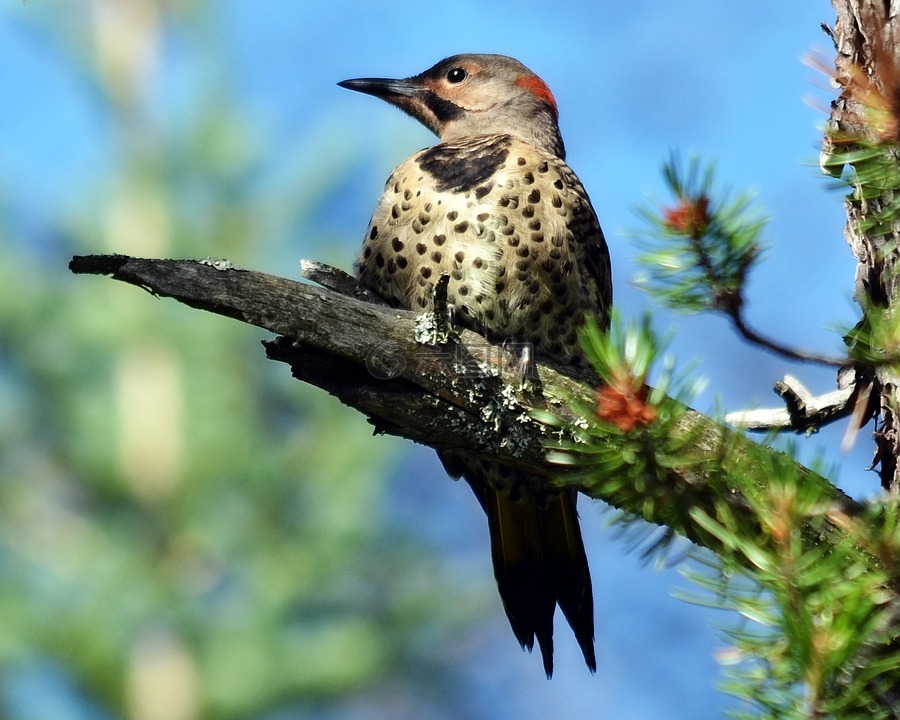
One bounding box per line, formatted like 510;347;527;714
0;3;484;718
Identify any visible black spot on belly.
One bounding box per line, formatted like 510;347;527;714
418;136;513;193
474;184;493;199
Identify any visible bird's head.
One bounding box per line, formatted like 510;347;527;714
339;54;565;158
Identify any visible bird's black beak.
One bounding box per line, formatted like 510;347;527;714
337;77;422;100
338;75;449;138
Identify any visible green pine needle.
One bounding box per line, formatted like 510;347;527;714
634;154;767;316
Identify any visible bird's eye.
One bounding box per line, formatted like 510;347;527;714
446;67;467;84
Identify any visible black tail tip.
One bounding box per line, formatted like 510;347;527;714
582;641;597;673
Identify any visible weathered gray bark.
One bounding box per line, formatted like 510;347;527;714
68;253;863;566
827;0;900;491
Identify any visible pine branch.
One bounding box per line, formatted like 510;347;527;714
68;253;864;566
636;156;847;368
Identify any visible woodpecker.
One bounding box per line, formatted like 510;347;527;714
340;54;611;676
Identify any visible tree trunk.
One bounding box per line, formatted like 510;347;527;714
827;0;900;492
826;4;900;715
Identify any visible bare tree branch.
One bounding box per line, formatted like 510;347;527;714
726;372;860;434
68;253;864;559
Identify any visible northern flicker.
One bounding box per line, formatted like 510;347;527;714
340;54;611;676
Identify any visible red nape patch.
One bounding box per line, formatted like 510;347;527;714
515;75;558;113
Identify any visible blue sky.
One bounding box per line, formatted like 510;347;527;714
2;1;872;718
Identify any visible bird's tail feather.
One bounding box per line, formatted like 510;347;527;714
440;450;595;676
539;490;596;672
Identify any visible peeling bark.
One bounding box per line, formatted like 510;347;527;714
827;0;900;491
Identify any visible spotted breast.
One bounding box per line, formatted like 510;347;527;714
355;133;610;364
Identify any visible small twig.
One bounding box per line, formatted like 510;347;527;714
300;259;386;304
726;301;848;367
726;374;857;433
